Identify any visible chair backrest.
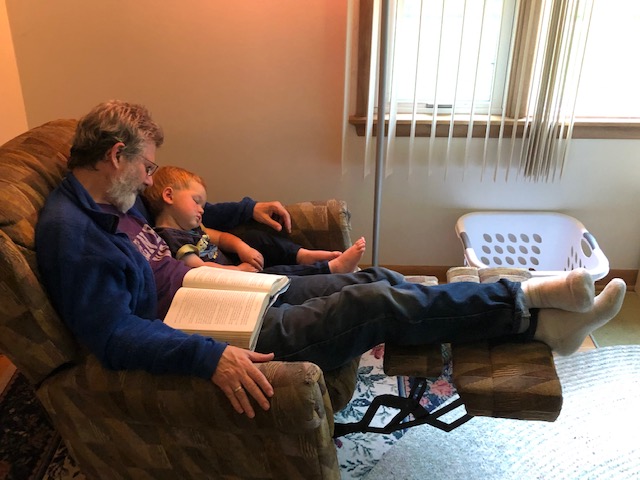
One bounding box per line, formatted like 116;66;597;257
0;119;81;385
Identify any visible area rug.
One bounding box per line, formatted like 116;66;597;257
363;346;640;480
0;371;61;480
335;344;457;479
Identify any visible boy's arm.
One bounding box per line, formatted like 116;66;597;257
207;227;264;270
179;251;257;271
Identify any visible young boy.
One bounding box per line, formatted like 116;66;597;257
143;166;366;275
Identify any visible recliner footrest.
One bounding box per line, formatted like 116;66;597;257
452;340;562;421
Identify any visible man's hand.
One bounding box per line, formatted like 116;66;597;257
211;346;275;418
253;201;292;234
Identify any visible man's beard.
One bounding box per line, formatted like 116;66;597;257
106;163;144;213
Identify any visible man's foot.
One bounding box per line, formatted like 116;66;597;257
534;278;626;356
328;237;366;273
522;268;595;312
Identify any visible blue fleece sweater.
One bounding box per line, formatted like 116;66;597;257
35;173;257;379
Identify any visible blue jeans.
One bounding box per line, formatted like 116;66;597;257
256;267;532;371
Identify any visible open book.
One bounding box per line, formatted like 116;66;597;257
163;266;290;350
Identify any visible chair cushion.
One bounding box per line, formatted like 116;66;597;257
0;120;80;384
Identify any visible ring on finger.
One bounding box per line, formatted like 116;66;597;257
233;385;243;393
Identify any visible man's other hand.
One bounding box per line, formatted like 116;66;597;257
211;346;275;418
253;201;292;234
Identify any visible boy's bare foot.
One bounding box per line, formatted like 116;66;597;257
328;237;366;273
297;249;341;265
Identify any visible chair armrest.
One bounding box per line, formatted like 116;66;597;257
38;355;335;434
37;356;341;479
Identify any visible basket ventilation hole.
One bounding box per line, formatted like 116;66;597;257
495;246;504;254
580;238;593;258
508;233;517;242
533;234;542;243
493;257;503;265
518;256;527;265
481;256;490;265
530;257;539;266
519;246;528;254
506;257;515;265
482;246;491;254
532;246;541;254
483;234;493;243
520;234;530;243
496;234;505;243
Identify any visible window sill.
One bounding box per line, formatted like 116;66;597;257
349;114;640;140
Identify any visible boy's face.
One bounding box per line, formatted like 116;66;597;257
170;181;207;230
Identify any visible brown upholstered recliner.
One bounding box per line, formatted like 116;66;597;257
0;119;358;480
0;119;563;480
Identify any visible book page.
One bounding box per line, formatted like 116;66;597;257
182;266;289;295
164;288;268;333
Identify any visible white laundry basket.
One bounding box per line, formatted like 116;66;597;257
455;211;610;280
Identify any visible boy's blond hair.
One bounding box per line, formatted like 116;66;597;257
143;166;207;218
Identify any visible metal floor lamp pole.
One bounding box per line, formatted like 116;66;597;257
372;0;390;267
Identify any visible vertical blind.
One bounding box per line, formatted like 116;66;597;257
345;0;594;182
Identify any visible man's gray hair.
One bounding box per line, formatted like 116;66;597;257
68;100;164;170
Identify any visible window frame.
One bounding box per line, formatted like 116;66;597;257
349;0;640;139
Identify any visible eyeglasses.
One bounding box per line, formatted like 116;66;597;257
139;155;159;176
117;144;159;176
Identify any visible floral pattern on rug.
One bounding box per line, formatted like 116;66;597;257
335;344;457;479
0;372;61;480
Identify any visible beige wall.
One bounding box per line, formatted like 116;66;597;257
6;0;640;271
0;0;27;144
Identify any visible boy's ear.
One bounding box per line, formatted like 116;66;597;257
161;186;174;204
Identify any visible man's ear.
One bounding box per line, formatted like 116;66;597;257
161;186;174;205
107;142;126;168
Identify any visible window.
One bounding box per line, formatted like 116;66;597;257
350;0;640;139
393;0;515;115
575;0;640;118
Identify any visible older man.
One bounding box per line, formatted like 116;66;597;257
36;100;626;418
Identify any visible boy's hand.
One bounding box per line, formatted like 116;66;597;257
236;262;260;272
237;245;264;270
253;201;292;234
